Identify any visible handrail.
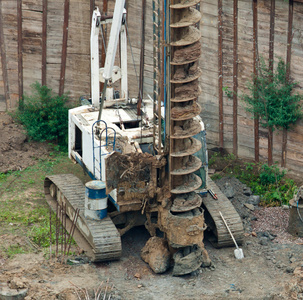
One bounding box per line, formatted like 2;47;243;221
92;120;117;179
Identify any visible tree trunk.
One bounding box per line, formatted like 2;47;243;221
281;128;287;167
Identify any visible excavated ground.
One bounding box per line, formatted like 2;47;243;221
0;112;303;299
0;112;50;173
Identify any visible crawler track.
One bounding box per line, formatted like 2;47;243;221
202;176;244;248
44;174;122;262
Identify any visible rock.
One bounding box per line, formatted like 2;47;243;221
222;183;235;199
247;195;260;206
141;237;171;274
243;187;252;196
259;237;269;246
244;203;255;211
278;263;286;269
0;287;28;300
259;231;276;241
190;270;200;276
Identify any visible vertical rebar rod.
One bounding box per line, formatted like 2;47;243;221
66;209;80;257
60;204;64;258
63;203;67;262
55;202;59;257
49;206;52;259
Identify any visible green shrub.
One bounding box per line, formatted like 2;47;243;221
240;163;295;206
15;82;71;146
210;152;297;206
259;164;286;186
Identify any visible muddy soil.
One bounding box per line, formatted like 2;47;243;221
0;112;303;300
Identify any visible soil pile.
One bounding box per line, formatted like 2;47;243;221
0;113;50;173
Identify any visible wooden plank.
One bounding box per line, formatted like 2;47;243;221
22;4;43;92
59;0;70;96
0;1;10;110
233;0;238;156
253;0;259;162
17;0;23;101
42;0;47;86
218;0;223;148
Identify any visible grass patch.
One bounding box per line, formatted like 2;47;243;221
3;244;27;258
0;148;87;257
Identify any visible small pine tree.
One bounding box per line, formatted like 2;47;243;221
242;57;302;131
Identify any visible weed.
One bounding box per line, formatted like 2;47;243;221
3;244;26;258
208;152;219;166
0;173;8;181
211;173;223;180
225;153;236;161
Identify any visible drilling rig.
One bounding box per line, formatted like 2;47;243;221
44;0;244;275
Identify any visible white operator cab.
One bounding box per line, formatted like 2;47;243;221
68;102;154;182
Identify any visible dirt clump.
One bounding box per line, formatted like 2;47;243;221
141;237;171;274
172;41;201;63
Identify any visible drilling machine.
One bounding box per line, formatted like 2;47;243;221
44;0;243;275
